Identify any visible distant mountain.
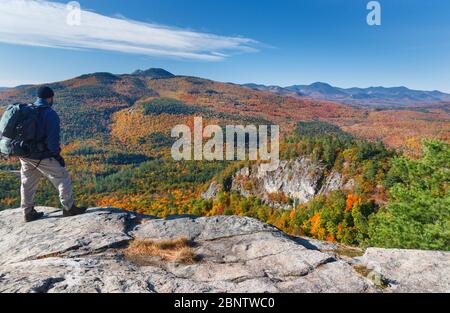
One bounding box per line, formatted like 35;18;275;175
131;68;175;79
0;69;165;140
288;82;348;98
243;82;450;108
75;72;121;83
1;68;447;152
241;83;290;95
0;87;9;93
0;68;357;143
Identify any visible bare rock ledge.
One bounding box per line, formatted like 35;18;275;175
0;207;448;293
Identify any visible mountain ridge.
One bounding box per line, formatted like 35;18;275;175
243;82;450;108
3;68;449;108
0;68;448;152
131;68;175;79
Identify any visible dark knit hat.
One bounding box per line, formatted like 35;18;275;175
37;86;54;99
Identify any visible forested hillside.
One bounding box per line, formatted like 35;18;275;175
0;69;448;250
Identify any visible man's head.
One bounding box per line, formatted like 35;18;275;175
37;86;55;105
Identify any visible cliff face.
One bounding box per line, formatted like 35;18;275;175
231;157;344;208
0;207;448;293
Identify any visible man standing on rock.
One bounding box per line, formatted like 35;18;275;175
20;86;86;222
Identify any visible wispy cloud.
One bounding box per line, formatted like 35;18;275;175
0;0;258;61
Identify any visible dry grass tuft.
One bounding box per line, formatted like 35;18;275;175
174;247;198;264
36;252;63;260
334;246;365;258
353;265;372;277
125;237;199;265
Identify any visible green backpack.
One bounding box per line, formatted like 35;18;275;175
0;103;42;157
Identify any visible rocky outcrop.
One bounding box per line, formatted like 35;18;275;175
231;157;343;208
0;207;448;293
201;181;222;200
357;248;450;293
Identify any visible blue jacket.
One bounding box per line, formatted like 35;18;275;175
29;98;61;160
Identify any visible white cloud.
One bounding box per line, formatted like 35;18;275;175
0;0;258;61
0;78;40;87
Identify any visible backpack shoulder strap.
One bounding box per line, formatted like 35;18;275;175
28;104;48;113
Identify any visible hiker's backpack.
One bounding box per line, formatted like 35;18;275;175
0;103;43;157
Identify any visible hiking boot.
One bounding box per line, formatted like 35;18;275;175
63;205;88;217
24;209;44;223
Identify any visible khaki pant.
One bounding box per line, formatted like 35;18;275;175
20;157;74;214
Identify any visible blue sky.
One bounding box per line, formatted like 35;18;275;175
0;0;449;92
